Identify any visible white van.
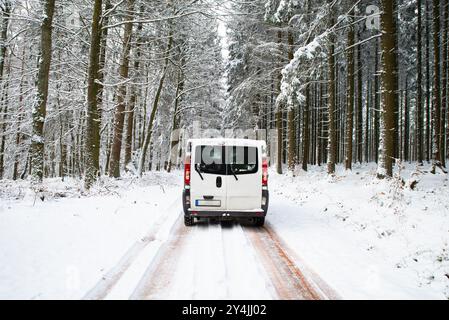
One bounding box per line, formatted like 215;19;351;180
182;138;269;226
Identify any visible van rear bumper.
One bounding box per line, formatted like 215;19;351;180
187;210;266;218
183;189;269;218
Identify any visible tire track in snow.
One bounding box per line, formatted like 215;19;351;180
243;224;338;300
83;197;181;300
191;221;227;299
132;220;228;299
220;222;275;299
129;216;190;299
263;224;341;300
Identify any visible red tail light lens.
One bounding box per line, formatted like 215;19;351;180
262;158;268;186
184;155;191;186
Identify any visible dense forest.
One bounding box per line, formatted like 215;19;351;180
0;0;448;189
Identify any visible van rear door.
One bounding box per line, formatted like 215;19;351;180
190;144;227;211
225;145;262;211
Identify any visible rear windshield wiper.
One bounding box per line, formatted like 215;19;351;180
194;164;204;180
229;165;239;181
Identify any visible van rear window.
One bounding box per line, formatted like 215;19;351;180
194;146;258;175
194;146;226;175
226;146;258;175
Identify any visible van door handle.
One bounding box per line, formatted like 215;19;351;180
216;176;222;188
203;195;214;200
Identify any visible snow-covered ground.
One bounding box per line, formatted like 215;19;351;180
0;163;448;299
269;163;449;299
0;172;182;299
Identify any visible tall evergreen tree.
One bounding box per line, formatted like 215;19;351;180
84;0;103;189
30;0;56;184
377;0;397;178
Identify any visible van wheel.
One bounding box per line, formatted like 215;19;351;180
254;217;265;227
184;216;194;226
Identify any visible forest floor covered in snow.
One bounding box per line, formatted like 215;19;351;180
270;162;449;299
0;163;448;299
0;173;182;299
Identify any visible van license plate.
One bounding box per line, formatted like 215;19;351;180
195;200;221;207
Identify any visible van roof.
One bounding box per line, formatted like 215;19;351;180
187;138;266;148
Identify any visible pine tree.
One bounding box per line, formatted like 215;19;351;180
441;0;448;167
430;0;445;173
377;0;397;178
287;30;296;172
356;28;363;164
345;8;355;171
84;0;103;189
276;30;283;175
327;0;336;175
109;0;135;178
0;0;11;179
30;0;56;184
124;16;143;171
426;0;432;162
417;0;424;165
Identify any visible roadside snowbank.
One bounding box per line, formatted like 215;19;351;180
0;172;182;299
269;163;449;299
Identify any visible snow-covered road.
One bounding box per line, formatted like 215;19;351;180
88;216;334;300
132;219;276;300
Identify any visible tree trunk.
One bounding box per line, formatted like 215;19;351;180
357;32;363;164
0;102;7;180
13;77;24;181
404;78;409;162
287;30;296;172
302;85;310;171
138;29;173;177
441;0;448;167
0;2;11;179
276;30;283;174
104;125;112;174
0;1;10;83
109;0;135;178
393;8;400;162
97;0;112;122
54;57;66;180
30;0;56;184
317;77;323;166
374;38;380;163
345;11;355;171
365;77;370;162
167;69;184;173
417;0;424;164
84;0;103;189
327;1;336;175
426;0;431;162
377;0;397;178
124;16;143;171
431;0;444;173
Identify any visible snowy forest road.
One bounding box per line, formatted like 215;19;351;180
85;211;338;300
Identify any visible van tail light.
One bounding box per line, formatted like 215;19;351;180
262;158;268;186
184;155;191;186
